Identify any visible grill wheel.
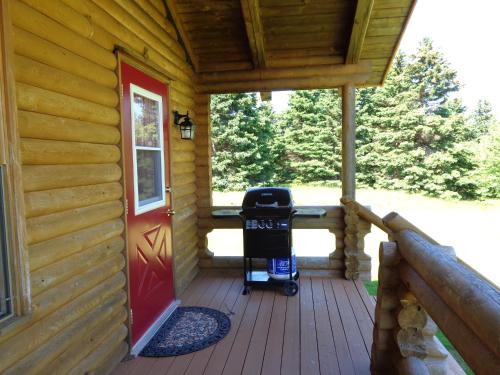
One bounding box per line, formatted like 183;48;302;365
283;280;299;296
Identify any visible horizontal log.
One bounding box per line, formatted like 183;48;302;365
172;140;196;152
75;329;128;375
25;182;122;218
13;27;117;88
199;62;372;83
29;217;123;272
0;271;125;367
115;0;178;45
383;212;438;244
23;164;122;192
30;235;124;296
21;139;121;165
19;0;94;40
199;73;371;93
172;151;195;163
15;55;119;107
18;111;120;145
175;193;197;211
16;83;120;126
45;310;126;375
26;200;123;244
400;264;500;375
133;0;176;37
32;254;125;320
95;0;184;58
42;308;128;375
12;0;116;70
174;183;197;200
173;172;196;186
173;203;197;223
6;290;126;375
395;230;500;359
18;0;115;50
173;161;196;175
62;0;192;83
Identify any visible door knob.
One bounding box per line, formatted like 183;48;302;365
166;209;176;216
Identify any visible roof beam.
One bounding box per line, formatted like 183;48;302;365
346;0;374;64
164;0;199;71
198;62;372;93
240;0;267;69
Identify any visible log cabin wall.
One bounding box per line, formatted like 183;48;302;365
0;0;199;373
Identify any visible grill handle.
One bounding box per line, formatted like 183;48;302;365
255;202;279;208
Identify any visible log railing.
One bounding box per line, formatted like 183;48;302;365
197;205;372;278
343;198;500;375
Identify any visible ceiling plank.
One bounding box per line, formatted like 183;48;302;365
345;0;374;64
240;0;267;68
164;0;199;71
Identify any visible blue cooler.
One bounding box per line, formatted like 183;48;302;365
267;248;297;280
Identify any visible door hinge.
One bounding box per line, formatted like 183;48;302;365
124;199;129;215
120;83;124;98
130;308;133;325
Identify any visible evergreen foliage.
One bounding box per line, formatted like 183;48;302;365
210;93;277;191
209;39;499;200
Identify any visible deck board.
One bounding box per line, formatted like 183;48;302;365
112;272;375;375
165;277;227;375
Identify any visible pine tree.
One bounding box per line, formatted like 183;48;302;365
210;93;277;191
356;39;480;199
277;89;342;183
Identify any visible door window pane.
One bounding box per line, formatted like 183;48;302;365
137;150;162;206
130;84;166;215
133;93;161;147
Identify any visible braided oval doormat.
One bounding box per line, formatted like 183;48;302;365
140;306;231;357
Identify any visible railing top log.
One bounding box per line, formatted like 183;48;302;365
346;197;500;374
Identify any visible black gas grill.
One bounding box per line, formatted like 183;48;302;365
240;187;299;296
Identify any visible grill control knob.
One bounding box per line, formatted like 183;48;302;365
266;219;273;229
258;220;266;229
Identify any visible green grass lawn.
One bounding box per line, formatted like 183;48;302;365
363;281;473;374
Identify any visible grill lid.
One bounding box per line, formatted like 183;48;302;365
242;187;293;213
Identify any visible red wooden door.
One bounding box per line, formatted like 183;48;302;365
121;62;174;346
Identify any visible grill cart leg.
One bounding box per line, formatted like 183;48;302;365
243;256;249;295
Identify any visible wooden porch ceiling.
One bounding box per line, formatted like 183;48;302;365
169;0;416;89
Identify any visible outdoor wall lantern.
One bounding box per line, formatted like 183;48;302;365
173;111;195;140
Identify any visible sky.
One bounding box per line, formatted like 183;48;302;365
272;0;500;116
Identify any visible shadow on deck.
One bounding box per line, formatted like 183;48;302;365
113;270;375;375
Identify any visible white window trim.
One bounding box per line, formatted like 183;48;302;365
129;84;167;216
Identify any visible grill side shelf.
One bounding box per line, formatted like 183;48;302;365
212;207;326;218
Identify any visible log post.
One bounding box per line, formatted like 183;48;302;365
194;93;214;261
341;83;355;199
371;241;400;373
341;84;371;279
372;242;449;375
395;266;451;375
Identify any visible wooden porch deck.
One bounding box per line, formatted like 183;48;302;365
113;271;375;375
